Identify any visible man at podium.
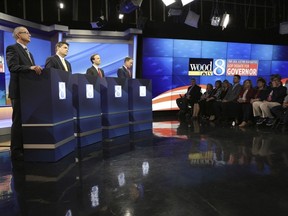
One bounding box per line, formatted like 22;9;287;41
117;57;133;78
6;26;42;161
86;54;105;77
45;41;72;73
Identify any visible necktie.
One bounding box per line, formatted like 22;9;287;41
127;68;131;78
61;58;69;72
98;68;102;77
24;48;33;65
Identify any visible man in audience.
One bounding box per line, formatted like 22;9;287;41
269;95;288;126
253;74;287;126
214;75;242;122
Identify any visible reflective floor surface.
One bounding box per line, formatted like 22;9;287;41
1;118;288;216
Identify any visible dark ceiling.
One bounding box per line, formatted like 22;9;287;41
1;0;288;44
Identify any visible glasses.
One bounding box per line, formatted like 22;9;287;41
19;31;31;35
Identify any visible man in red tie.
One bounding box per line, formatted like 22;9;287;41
86;54;105;77
117;57;133;78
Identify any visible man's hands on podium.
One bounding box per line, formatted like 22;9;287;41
30;65;43;75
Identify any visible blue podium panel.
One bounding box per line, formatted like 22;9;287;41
71;74;102;147
100;77;129;139
19;68;75;162
128;79;153;132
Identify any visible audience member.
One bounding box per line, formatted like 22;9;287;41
253;74;287;126
237;79;255;127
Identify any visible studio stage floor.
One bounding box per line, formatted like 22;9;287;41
0;116;288;216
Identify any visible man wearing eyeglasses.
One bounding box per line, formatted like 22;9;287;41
6;26;42;161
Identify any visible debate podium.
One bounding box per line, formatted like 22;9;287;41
128;79;152;132
71;74;102;148
19;68;75;162
100;77;129;139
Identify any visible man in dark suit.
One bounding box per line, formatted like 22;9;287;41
86;54;105;77
45;41;72;73
117;57;133;78
6;26;42;160
215;75;242;122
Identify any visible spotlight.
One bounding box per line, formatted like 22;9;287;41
162;0;176;6
59;2;64;9
119;13;124;19
181;0;194;6
220;12;230;30
90;16;107;29
211;16;220;26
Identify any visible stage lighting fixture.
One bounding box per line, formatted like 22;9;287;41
220;12;230;30
120;0;143;14
90;16;107;29
168;8;182;16
59;2;64;9
184;10;199;28
181;0;194;6
119;13;124;19
280;21;288;34
162;0;176;6
211;16;220;26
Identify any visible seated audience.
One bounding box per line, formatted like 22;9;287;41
199;80;222;120
252;74;287;126
237;79;256;127
181;78;202;119
214;75;242;122
270;95;288;126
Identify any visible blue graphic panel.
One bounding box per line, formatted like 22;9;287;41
227;42;251;59
142;57;173;76
173;39;202;58
271;61;288;77
202;41;227;59
144;75;172;98
68;42;129;76
251;44;273;60
172;75;198;89
257;60;271;76
272;45;288;60
173;57;190;76
143;38;173;57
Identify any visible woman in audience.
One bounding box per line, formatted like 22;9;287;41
204;80;223;121
237;79;256;127
199;83;214;119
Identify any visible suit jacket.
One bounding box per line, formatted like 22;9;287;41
186;84;202;103
86;66;105;77
224;83;242;102
117;66;131;78
6;43;35;99
45;55;72;73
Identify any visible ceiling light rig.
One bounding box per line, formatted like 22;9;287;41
220;12;230;30
210;0;230;30
181;0;195;6
162;0;176;7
